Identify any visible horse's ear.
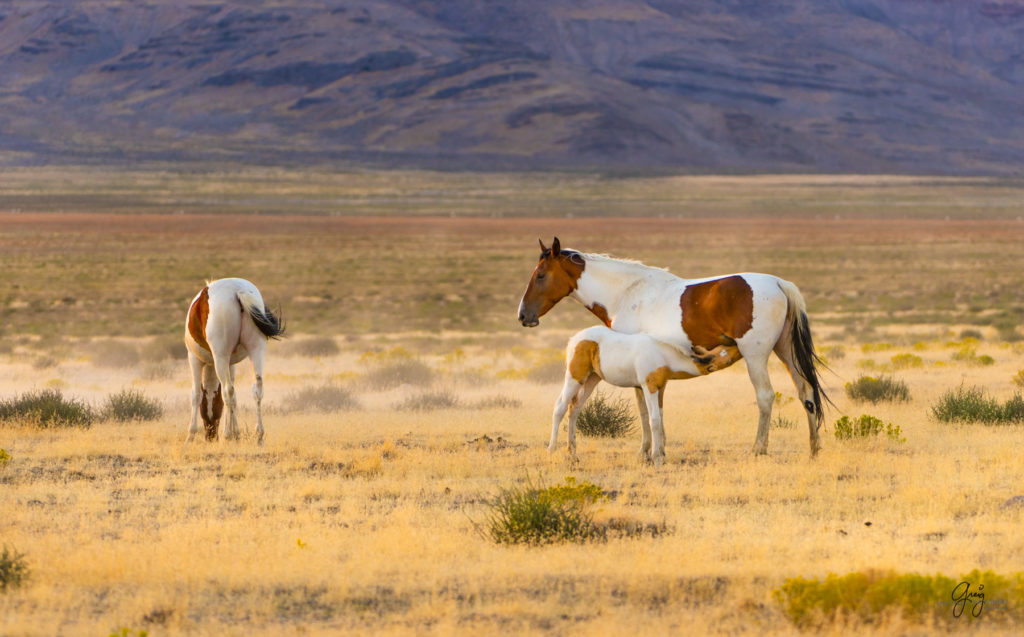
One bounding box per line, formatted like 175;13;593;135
551;237;561;255
538;238;548;254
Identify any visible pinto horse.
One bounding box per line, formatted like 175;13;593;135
184;278;284;444
518;238;828;461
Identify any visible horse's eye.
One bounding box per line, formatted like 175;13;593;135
536;273;546;281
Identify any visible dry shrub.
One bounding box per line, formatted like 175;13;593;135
102;389;163;422
845;375;910;404
360;348;434;390
141;335;187;361
286;337;340;358
284;384;360;413
0;389;94;428
575;391;637;438
394;390;459;411
0;545;30;591
473;395;522;409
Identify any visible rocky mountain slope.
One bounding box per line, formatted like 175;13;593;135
2;0;1023;173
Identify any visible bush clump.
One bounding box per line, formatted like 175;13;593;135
102;389;163;422
362;360;433;390
394;389;459;411
575;391;637;438
774;569;1024;628
481;476;606;545
931;386;1024;425
845;375;911;404
834;414;905;442
284;384;359;413
0;545;30;591
0;389;94;428
287;337;340;358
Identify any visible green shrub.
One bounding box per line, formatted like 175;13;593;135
0;389;94;428
481;476;606;545
833;415;905;442
931;386;1024;425
394;390;459;411
844;375;910;404
959;328;984;340
0;545;30;591
284;384;359;413
102;389;163;422
575;391;637;438
774;570;1024;628
0;449;10;468
890;353;923;369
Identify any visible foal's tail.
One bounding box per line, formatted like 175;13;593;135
237;290;286;340
777;280;830;426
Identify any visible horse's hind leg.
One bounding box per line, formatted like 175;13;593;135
634;387;652;462
249;345;266;445
186;352;203;443
213;353;238;441
774;332;821;456
745;352;775;455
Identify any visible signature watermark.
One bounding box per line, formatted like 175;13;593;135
934;580;1008;618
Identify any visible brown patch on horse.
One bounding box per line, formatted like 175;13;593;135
679;276;754;350
588;302;611;327
568;339;601;384
692;344;743;374
644;366;697;394
188;287;211;351
200;384;223;441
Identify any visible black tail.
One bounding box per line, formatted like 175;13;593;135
792;310;831;427
249;305;286;339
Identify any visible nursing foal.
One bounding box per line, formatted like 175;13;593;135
550;325;737;463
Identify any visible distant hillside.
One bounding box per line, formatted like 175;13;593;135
2;0;1023;174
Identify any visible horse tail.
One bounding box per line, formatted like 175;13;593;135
777;280;830;426
237;289;286;340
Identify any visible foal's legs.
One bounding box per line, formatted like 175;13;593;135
550;376;582;453
565;375;601;460
186;352;203;443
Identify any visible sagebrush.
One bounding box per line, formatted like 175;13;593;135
575;391;637;438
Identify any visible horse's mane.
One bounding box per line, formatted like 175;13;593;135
578;251;671;274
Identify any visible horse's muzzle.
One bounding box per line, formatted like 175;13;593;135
518;311;539;328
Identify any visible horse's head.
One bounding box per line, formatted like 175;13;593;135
517;237;585;327
200;366;223;441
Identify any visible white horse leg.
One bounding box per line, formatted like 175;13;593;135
186;352;203;443
746;354;775;455
213;354;238;442
634;387;652;462
565;375;601;460
249;347;266;445
645;388;666;466
550;376;582;452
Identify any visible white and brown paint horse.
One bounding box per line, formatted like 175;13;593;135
519;238;828;461
184;278;284;444
553;325;728;462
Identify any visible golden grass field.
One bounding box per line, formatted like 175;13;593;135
2;170;1024;635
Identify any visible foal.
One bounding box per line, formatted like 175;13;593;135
550;325;734;464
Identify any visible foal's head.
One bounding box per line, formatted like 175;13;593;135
517;237;585;327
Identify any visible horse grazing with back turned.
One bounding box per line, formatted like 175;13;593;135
519;238;829;462
184;278;284;444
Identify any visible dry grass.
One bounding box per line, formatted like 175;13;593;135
2;335;1024;635
2;171;1024;634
